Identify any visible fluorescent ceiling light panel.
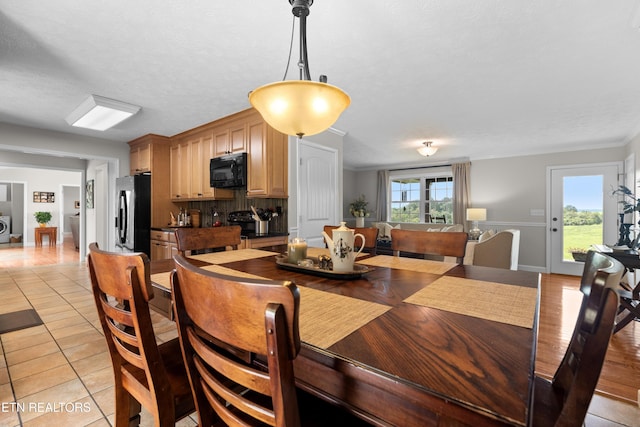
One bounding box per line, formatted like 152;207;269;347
65;95;141;131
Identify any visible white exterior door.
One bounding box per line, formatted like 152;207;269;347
298;141;339;247
548;163;620;275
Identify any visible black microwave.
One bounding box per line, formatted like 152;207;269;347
210;152;247;188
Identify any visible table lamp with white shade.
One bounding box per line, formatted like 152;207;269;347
466;208;487;240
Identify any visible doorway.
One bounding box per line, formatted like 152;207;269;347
548;163;621;275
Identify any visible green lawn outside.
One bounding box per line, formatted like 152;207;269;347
563;224;603;260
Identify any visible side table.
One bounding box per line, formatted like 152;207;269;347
35;226;57;247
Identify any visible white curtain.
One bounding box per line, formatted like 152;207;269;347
452;162;471;228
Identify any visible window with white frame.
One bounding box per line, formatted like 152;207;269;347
389;168;453;223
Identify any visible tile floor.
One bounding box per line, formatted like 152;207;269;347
0;238;638;426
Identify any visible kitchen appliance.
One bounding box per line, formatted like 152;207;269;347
0;215;10;243
115;175;151;256
210;152;247;188
227;210;256;236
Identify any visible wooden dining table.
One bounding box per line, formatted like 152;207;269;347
149;247;540;427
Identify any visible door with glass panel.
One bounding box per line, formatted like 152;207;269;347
549;164;620;275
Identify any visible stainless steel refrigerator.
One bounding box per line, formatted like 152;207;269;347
115;175;151;256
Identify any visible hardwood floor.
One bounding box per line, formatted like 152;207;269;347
0;235;638;425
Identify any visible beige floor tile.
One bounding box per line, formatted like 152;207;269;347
12;364;78;399
16;378;90;423
5;340;60;365
85;417;111;427
90;386;115;418
8;352;68;381
0;406;21;427
62;337;107;362
44;313;88;331
80;366;114;395
55;329;104;350
49;322;96;340
1;331;55;355
21;395;105;427
70;352;111;378
0;366;9;385
0;382;15;405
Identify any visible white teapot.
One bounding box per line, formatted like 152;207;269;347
321;222;365;272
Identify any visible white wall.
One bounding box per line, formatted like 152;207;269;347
0;167;81;245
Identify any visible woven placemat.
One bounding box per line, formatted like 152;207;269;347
358;255;457;275
404;276;537;329
298;286;391;348
188;249;278;264
152;266;390;348
151;264;269;290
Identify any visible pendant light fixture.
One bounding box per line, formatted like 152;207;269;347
249;0;350;138
417;141;438;157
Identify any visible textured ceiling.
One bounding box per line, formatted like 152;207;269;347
2;1;640;170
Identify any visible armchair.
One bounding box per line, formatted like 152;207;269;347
471;229;520;270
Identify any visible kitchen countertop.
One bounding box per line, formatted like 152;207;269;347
152;227;288;239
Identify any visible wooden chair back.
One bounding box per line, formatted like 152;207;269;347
323;225;379;255
174;225;241;256
532;251;624;426
390;229;468;263
171;253;302;427
87;243;194;427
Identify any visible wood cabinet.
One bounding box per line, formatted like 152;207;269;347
150;230;178;261
213;119;247;157
170;140;191;200
171;131;234;201
127;134;173;228
246;113;288;198
170;108;287;201
129;143;151;175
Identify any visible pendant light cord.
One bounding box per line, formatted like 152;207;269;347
282;15;296;81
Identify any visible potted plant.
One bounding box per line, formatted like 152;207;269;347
34;211;52;227
349;194;370;227
612;185;640;219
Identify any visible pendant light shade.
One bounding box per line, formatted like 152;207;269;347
249;80;350;137
249;0;350;138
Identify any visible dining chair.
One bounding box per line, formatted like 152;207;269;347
531;251;624;426
171;254;372;427
87;243;195;427
390;228;468;263
174;225;242;256
323;225;379;255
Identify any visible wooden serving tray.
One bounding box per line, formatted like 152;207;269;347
275;255;372;280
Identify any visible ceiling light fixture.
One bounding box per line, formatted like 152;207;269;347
249;0;350;138
65;95;141;131
417;141;438;157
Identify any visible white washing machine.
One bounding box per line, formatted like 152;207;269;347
0;216;10;243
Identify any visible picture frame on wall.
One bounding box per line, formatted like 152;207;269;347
86;180;94;209
33;191;55;203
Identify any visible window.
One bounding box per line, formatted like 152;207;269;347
389;170;453;223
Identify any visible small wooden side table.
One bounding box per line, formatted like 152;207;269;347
35;226;57;247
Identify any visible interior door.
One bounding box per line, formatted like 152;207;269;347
549;163;620;275
298;141;339;247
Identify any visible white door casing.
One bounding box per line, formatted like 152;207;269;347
548;163;620;275
298;141;339;247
